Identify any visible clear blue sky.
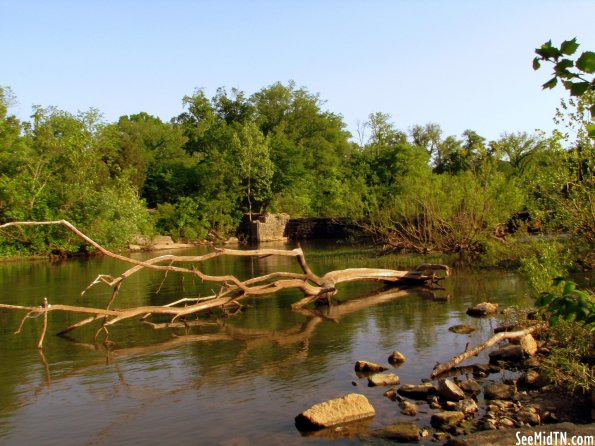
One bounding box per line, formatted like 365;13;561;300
2;0;594;141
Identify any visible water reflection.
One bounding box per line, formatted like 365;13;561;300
0;246;531;445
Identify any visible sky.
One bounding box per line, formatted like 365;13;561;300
2;0;595;142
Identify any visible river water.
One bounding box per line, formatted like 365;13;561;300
0;242;531;445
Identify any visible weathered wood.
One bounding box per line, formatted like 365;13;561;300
430;325;541;378
0;220;451;347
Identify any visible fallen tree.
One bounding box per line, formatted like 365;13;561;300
0;220;451;348
430;324;542;378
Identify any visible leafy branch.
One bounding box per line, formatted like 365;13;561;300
536;278;595;331
533;38;595;137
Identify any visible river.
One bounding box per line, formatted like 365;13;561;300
0;242;531;445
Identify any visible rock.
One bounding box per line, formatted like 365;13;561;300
520;334;538;356
498;417;516;428
448;324;475;334
367;373;400;387
517;408;541;425
488;345;523;363
482;419;498;430
399;400;417;416
458;379;481;395
455;398;479;415
433;432;449;441
374;422;421;442
152;235;174;245
354;360;388;373
445;401;457;409
429;396;442;409
383;388;397;400
524;356;541;368
466;302;499;317
491;399;515;410
472;363;492;377
224;236;239;245
437;379;465;401
484;384;516;400
295;393;376;430
431;411;465;430
388;351;407;365
520;370;548;389
440;422;595;446
397;383;436;399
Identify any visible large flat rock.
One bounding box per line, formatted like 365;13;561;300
295;393;376;431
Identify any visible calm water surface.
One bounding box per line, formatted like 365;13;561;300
0;242;531;445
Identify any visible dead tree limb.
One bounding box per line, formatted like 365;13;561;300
0;220;451;347
430;325;541;378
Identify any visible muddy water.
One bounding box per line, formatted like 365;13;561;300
0;243;531;445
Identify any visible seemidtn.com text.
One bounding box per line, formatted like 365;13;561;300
516;431;594;446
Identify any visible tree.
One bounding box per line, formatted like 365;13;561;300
409;122;443;161
490;132;546;178
233;122;274;220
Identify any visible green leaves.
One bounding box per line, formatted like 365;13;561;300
536;40;562;60
560;38;579;56
536;279;595;331
576;51;595;73
566;81;590;97
534;39;594;104
542;77;558;90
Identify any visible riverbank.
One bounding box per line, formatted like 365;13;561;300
296;304;594;444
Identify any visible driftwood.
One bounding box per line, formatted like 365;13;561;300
430;325;541;378
0;220;451;348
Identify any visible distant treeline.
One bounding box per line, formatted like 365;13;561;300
0;82;592;257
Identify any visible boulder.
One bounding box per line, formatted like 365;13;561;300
295;393;375;430
458;379;481;395
484;384;516;400
397;383;436;400
448;324;475;334
152;235;174;245
355;360;388;373
488;345;523;363
520;334;538;356
455;398;479;415
399;400;417;416
437;379;465;401
368;373;400;387
430;411;465;430
374;422;421;442
388;351;407;365
466;302;499;317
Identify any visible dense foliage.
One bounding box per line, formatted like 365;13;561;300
0;40;593;258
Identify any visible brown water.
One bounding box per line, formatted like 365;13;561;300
0;242;531;445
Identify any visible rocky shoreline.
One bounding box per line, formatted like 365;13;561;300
296;303;594;444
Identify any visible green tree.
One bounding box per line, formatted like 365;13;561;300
233;122;273;220
409;122;443;161
532;39;594;245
